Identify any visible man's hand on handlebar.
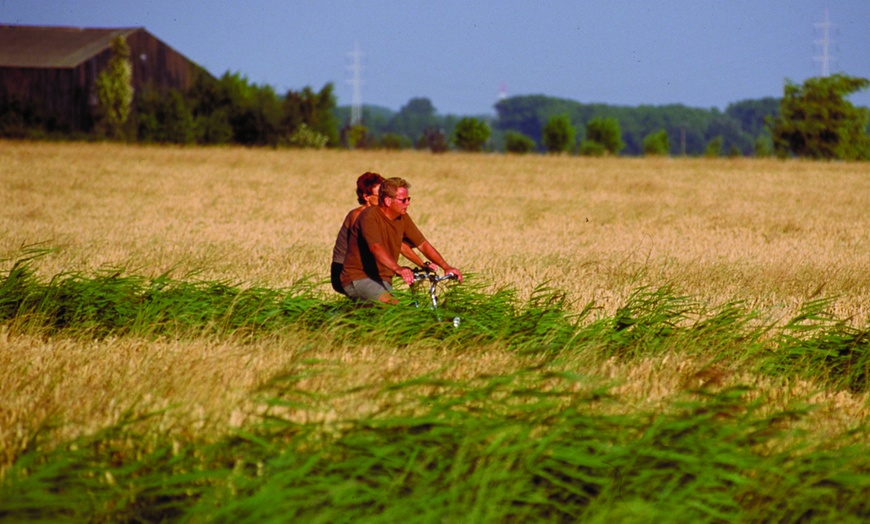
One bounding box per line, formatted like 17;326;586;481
444;267;463;283
410;265;462;284
395;266;415;285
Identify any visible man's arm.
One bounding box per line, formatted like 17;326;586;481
417;241;462;283
400;242;427;268
370;242;415;285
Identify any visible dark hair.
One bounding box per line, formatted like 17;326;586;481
355;172;384;205
379;177;410;206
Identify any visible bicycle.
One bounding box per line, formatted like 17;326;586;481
410;265;461;327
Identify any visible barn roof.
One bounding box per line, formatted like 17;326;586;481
0;25;141;68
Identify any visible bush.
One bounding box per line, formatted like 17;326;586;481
342;125;368;149
753;135;773;157
452;117;491;152
135;88;196;144
642;129;670;156
378;132;408;150
704;136;724;157
197;108;233;145
0;98;49;138
579;139;607;156
283;123;328;148
422;127;448;153
542;114;575;154
585;116;624;154
504;131;536;154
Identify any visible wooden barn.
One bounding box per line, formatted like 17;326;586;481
0;25;210;132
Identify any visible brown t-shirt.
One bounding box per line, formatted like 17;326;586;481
340;206;426;286
331;208;359;265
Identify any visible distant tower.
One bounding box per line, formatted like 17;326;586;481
498;82;508;101
814;9;834;77
347;42;363;126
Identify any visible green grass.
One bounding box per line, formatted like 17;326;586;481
3;365;870;522
2;253;870;522
6;257;865;393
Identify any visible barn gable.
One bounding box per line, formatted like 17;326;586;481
0;25;210;132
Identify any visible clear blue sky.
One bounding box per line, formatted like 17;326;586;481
4;1;869;115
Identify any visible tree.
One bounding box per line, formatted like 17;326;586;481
186;69;233;144
704;136;723;157
422;126;448;153
389;98;438;143
642;129;670;156
197;72;278;146
504;130;536;154
542;114;575;153
495;95;577;145
342;124;368;149
726;97;780;138
378;132;408;150
282;84;339;147
706;112;754;156
0;97;48;138
584;116;624;154
452;117;490;151
95;36;133;138
770;74;870;160
754;135;773;157
135;87;195;144
183;71;337;147
494;94;778;156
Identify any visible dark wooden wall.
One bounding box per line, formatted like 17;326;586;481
0;29;203;132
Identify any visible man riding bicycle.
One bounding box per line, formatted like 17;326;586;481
339;177;462;304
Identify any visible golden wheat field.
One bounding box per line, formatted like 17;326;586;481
3;141;868;316
1;140;869;461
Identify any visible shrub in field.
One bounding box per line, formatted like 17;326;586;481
284;123;328;149
542;114;576;154
754;134;774;157
704;135;724;157
579;139;607;156
504;130;537;153
136;87;197;144
378;131;408;150
452;117;491;152
584;116;625;155
642;129;670;156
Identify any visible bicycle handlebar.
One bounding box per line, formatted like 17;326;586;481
411;266;459;283
409;265;460;319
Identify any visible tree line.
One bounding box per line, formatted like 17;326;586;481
347;75;869;161
1;37;868;160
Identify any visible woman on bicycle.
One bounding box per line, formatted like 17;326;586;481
330;172;426;295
